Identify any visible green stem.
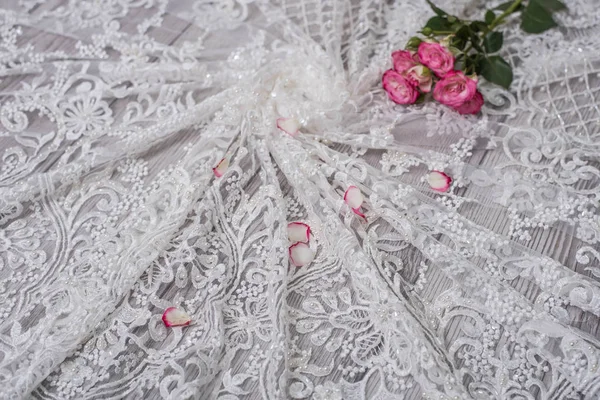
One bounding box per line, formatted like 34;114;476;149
488;0;522;31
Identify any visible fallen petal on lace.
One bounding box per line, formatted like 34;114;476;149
352;207;367;220
427;170;452;192
212;158;229;177
289;242;314;267
276;117;301;136
162;307;191;327
288;222;311;243
345;186;367;220
344;186;364;209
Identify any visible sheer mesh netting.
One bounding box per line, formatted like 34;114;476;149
1;0;600;399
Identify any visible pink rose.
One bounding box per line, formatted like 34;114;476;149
382;69;419;105
454;90;484;115
392;50;419;74
418;42;454;78
391;50;432;93
433;71;478;108
406;65;433;93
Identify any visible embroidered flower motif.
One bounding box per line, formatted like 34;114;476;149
433;71;478;108
0;219;47;271
453;90;484;115
427;170;452;192
222;299;272;346
417;41;455;78
57;359;94;389
313;381;342;400
382;70;419;105
59;93;113;140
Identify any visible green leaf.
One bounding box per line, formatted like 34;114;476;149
470;20;488;32
464;54;483;75
468;30;484;53
455;25;470;39
484;31;503;53
415;92;427;104
451;39;466;51
459;53;485;75
473;56;485;75
424;16;452;31
480;56;513;89
495;1;512;11
533;0;566;12
485;10;495;25
495;1;524;12
452;25;470;50
425;0;449;17
521;1;558;33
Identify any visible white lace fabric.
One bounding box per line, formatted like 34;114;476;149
1;0;600;399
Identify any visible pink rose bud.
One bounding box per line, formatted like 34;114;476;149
382;69;419;105
391;50;419;74
406;65;433;93
417;42;455;78
453;90;484;115
433;71;478;108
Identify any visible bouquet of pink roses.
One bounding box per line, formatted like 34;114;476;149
383;43;483;114
383;0;566;114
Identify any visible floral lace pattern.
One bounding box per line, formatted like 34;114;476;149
1;0;600;399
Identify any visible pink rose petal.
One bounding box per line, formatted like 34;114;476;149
212;158;229;178
391;50;419;74
288;222;311;244
433;71;478;108
382;69;419;105
289;242;315;267
352;207;366;220
453;90;484;115
344;186;367;220
406;65;433;93
417;42;455;78
277;117;301;136
162;307;191;327
344;186;364;209
427;170;452;192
